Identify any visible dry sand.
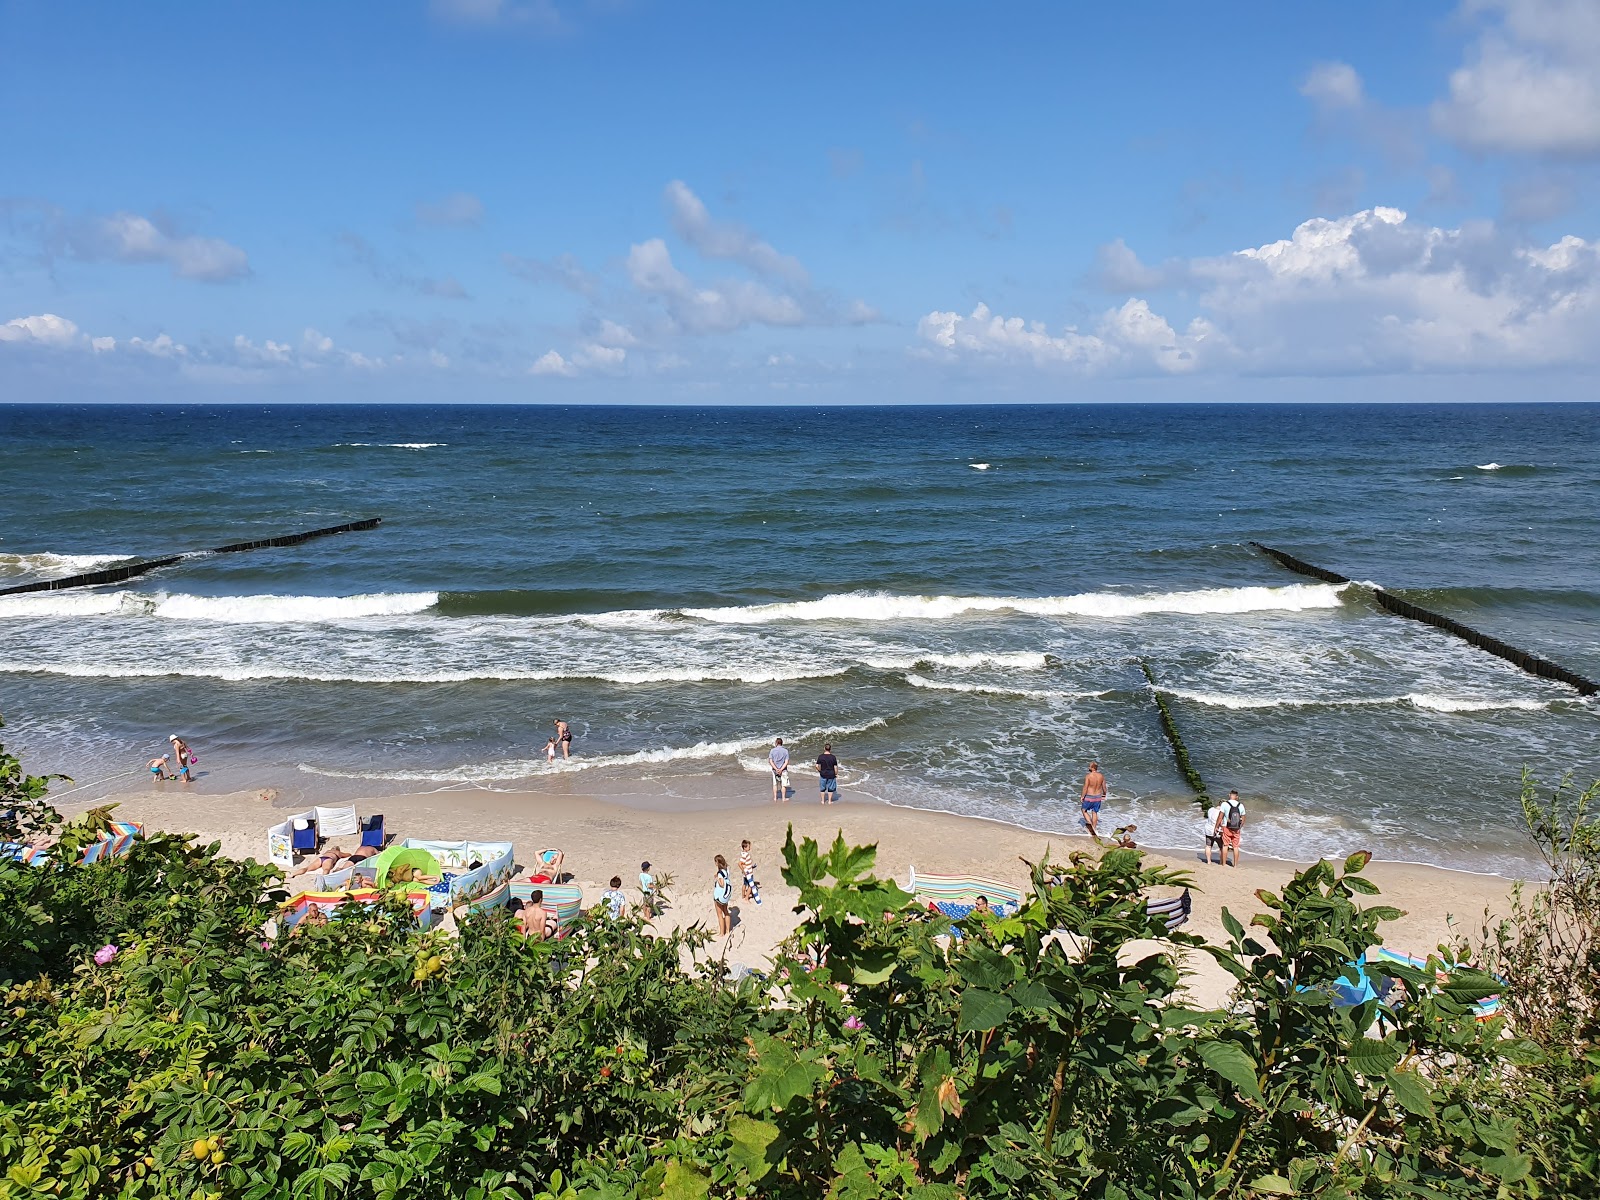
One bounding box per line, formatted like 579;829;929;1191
103;782;1515;1009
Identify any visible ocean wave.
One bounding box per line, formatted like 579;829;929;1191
0;659;845;685
862;651;1055;671
334;442;447;449
969;462;991;470
1161;686;1555;713
904;673;1106;700
0;589;439;623
0;551;133;579
676;583;1348;624
297;716;892;783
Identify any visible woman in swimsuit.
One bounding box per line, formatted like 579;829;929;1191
553;719;573;759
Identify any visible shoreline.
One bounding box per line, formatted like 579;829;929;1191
98;774;1520;1009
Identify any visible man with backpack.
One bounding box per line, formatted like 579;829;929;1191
1219;789;1247;867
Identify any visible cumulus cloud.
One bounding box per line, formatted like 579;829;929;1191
0;312;395;378
625;238;809;334
663;180;808;283
922;206;1600;376
416;191;485;227
1301;61;1365;111
1432;0;1600;156
530;349;577;377
918;301;1217;375
1;204;252;282
1090;238;1175;291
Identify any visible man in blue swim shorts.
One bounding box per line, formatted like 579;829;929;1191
1080;760;1107;840
816;743;839;805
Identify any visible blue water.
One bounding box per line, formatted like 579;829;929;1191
1;403;1597;871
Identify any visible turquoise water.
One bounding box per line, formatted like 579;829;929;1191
1;402;1596;871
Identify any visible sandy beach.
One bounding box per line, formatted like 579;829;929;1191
102;777;1516;1010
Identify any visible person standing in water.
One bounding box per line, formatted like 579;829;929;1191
768;738;789;802
553;718;573;759
1079;760;1107;840
169;735;197;783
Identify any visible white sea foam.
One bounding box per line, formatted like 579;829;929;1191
1475;462;1503;471
861;651;1054;671
0;660;846;685
0;552;132;578
969;462;991;470
335;442;447;449
297;716;892;783
1404;693;1550;713
679;583;1348;625
904;673;1105;700
1161;686;1553;713
0;589;438;623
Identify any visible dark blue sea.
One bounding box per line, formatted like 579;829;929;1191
2;403;1597;872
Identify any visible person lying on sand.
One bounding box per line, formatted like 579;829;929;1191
286;843;379;879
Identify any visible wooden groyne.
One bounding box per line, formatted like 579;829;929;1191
1248;541;1598;697
0;518;382;597
1139;659;1211;811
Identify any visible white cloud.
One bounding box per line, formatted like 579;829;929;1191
918;300;1216;374
127;333;187;358
530;349;577;377
415;191;485;228
0;313;90;349
922;206;1600;376
663;180;808;283
625;238;809;334
1301;61;1365;111
90;213;251;282
1091;238;1173;290
1432;0;1600;156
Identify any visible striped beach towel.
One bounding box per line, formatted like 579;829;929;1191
907;867;1024;919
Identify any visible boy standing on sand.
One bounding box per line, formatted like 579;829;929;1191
768;738;789;802
816;743;839;804
1080;760;1107;839
738;839;762;905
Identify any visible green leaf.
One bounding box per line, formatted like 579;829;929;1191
726;1116;780;1182
1363;905;1406;922
840;945;899;986
1219;907;1244;940
1249;1174;1294;1195
1196;1040;1261;1101
1385;1067;1434;1120
1346;1037;1401;1078
958;987;1014;1033
658;1159;710;1200
1343;850;1373;874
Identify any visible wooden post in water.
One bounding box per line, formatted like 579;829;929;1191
1247;541;1598;697
0;518;383;597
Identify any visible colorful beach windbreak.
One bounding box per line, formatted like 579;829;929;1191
2;402;1598;874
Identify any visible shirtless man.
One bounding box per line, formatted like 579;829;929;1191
1079;760;1107;839
553;718;573;760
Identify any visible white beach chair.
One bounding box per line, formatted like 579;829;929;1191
313;804;360;840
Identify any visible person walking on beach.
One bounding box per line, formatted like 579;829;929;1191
768;738;790;802
639;861;657;916
1079;760;1107;839
169;735;197;783
1201;798;1224;865
1219;789;1247;868
816;743;839;805
553;719;573;759
600;876;628;919
712;854;733;935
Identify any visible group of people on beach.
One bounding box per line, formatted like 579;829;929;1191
1079;759;1249;866
144;734;197;783
766;737;841;804
543;718;574;763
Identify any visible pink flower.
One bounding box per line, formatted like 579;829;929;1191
843;1015;865;1031
93;944;118;965
260;940;271;950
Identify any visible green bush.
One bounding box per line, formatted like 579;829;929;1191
1;731;1593;1199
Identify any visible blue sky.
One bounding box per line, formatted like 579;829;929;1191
3;0;1599;402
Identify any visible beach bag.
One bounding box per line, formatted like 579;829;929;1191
713;873;732;904
1224;801;1244;832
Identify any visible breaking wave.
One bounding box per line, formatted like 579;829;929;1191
0;590;438;623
